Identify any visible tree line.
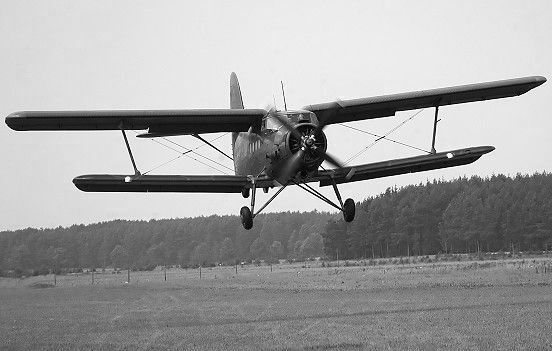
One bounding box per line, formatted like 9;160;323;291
1;172;551;276
0;211;331;276
324;173;552;259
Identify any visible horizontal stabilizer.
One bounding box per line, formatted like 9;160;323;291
317;146;495;186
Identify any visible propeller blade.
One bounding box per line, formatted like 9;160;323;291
314;148;343;169
280;149;304;181
323;152;343;169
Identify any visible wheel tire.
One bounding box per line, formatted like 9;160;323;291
240;206;253;230
241;188;250;198
343;198;355;222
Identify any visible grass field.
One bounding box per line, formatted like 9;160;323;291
1;258;551;350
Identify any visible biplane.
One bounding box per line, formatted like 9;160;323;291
5;73;546;229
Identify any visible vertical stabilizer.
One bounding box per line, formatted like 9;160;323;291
230;72;244;109
230;73;244;162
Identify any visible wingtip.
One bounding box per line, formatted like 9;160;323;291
535;75;547;85
478;145;495;154
5;111;24;131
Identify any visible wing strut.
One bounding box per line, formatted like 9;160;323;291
120;126;141;176
430;104;440;154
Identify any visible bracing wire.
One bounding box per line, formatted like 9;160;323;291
140;152;192;176
337;124;431;154
140;137;230;175
132;132;233;175
343;108;426;165
161;137;234;171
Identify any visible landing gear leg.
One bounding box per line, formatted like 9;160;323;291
293;178;355;223
330;178;355;222
240;176;256;230
240;176;288;230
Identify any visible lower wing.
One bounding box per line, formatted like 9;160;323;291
313;146;494;186
73;174;275;193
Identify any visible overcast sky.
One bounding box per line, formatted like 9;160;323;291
1;1;550;231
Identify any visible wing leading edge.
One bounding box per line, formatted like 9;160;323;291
6;109;266;134
304;76;546;125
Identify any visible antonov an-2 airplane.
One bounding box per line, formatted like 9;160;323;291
5;73;546;229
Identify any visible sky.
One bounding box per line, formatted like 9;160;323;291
1;1;551;231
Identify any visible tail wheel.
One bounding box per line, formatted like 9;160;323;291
240;206;253;230
343;198;355;222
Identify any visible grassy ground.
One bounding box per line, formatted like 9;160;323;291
1;258;551;350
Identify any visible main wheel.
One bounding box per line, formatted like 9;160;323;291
241;188;250;198
342;198;355;222
240;206;253;230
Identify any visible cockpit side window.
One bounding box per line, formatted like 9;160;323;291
264;116;283;131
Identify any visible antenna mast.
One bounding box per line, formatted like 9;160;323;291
280;81;287;111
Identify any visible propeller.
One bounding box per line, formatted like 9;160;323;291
266;103;344;182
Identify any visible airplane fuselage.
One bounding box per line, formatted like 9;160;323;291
232;110;326;183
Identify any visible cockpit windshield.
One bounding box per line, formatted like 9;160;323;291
264;110;317;131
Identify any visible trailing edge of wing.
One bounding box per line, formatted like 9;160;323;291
6;109;266;134
73;174;276;193
303;76;546;125
316;146;495;186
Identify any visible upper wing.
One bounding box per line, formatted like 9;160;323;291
303;76;546;125
313;146;494;186
5;109;266;135
73;174;276;193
